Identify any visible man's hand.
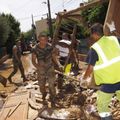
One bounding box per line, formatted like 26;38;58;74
32;52;39;70
79;74;91;89
79;75;88;88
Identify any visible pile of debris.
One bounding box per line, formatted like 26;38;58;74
110;96;120;120
1;70;120;120
26;70;37;81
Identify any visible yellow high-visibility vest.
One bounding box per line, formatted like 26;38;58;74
91;36;120;85
64;63;72;75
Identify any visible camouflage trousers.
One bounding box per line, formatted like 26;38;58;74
8;60;25;80
37;65;56;99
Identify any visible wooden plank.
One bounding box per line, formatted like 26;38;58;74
0;92;29;120
104;0;120;36
104;0;116;35
65;14;82;18
64;25;78;71
53;0;109;47
0;55;9;65
52;14;62;46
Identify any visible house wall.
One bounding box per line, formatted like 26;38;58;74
35;19;48;38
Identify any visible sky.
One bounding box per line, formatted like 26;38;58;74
0;0;85;32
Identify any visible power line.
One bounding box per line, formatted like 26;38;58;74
14;0;33;12
17;14;42;21
64;0;73;5
17;0;75;21
51;0;71;13
17;0;81;21
63;0;81;10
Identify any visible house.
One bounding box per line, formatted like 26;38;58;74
35;18;48;38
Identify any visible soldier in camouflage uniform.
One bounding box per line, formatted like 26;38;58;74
32;34;61;106
8;41;27;83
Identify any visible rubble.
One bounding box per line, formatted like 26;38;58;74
0;59;120;120
28;98;42;110
39;106;82;120
0;75;119;120
0;96;4;109
110;96;120;120
26;70;37;81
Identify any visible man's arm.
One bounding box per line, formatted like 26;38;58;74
83;48;98;79
83;64;93;79
117;37;120;44
32;52;38;69
72;49;79;64
52;48;62;68
13;46;21;64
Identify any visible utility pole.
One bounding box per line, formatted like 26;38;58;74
46;13;50;34
47;0;53;38
31;14;36;41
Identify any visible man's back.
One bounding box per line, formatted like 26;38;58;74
12;45;21;61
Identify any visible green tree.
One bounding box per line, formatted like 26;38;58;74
2;14;21;38
1;13;21;56
81;2;108;25
0;15;10;47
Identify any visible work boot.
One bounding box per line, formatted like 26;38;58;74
101;116;113;120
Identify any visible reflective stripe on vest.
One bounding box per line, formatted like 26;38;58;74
93;43;120;70
92;43;108;64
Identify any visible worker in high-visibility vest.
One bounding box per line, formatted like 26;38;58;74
81;23;120;120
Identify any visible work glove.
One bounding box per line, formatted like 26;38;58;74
79;74;91;89
106;21;116;33
79;76;88;89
